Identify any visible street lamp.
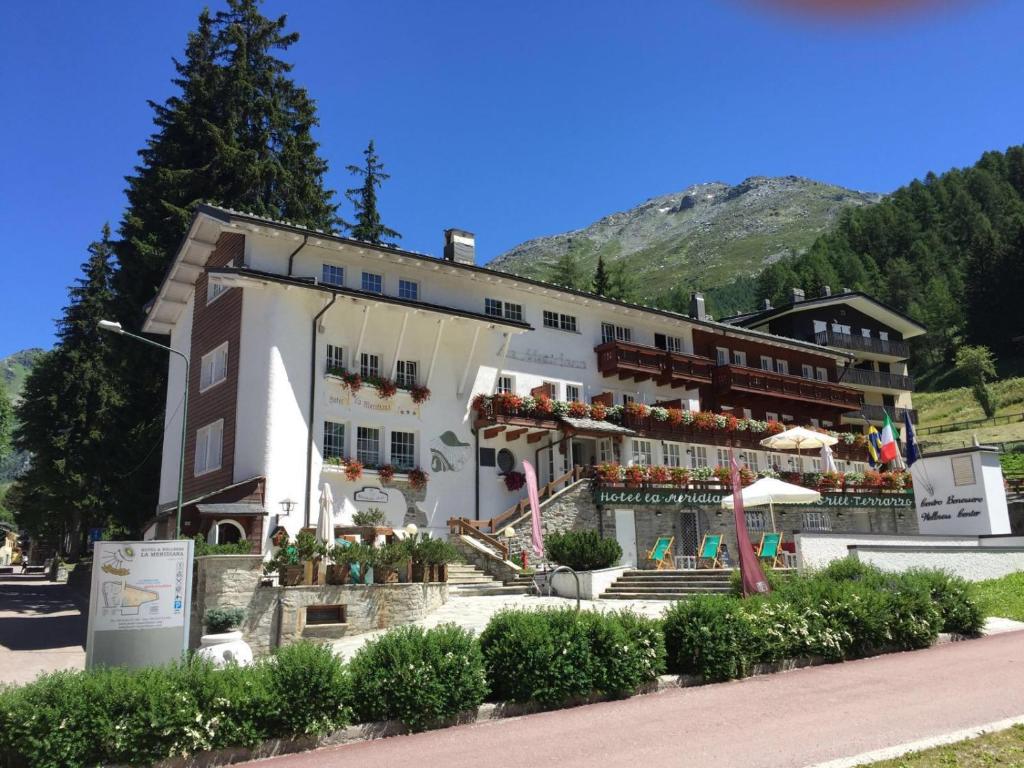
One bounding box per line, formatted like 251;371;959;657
99;320;190;539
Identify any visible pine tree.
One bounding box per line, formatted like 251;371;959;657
593;255;609;295
344;140;401;244
12;228;123;557
605;261;638;303
550;250;586;290
0;386;11;465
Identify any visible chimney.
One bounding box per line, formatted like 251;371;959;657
821;285;831;297
790;287;805;304
762;298;772;310
689;292;707;321
841;286;851;294
443;229;475;265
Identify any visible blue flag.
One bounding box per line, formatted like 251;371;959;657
904;411;919;466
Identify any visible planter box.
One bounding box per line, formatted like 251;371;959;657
431;563;449;583
279;565;304;587
410;563;430;583
550;565;628;600
325;564;351;585
373;567;400;584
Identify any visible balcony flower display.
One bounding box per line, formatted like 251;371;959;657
623;465;646;487
670;467;691;486
534;395;555;415
596;462;622;483
766;420;785;435
693;411;718;431
376;377;398;399
817;471;844;489
551;399;570;417
377;464;395;484
650;406;670;422
504;470;527;492
344;459;364;482
648;465;670;483
568;400;590;418
408;467;429;491
590;401;608;420
410;384;431;404
863;470;884;488
667;408;685;426
342;370;362;393
625;401;649;418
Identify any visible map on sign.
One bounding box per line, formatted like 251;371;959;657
92;541;189;632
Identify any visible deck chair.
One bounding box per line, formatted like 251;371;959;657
697;533;724;569
757;532;783;569
646;536;674;570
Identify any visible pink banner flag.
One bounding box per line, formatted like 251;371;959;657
729;448;771;597
521;459;544;557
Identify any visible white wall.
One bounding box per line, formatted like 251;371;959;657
157;292;195;506
795;532;980;571
850;545;1024;582
912;449;1011;536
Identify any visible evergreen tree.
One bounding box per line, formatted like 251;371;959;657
593;255;609;295
344;140;401;244
0;386;11;465
550;250;586;290
11;229;122;558
605;260;638;303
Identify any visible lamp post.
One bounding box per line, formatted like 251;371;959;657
99;320;189;539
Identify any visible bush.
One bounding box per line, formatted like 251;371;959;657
352;507;387;527
480;608;664;706
348;624;487;731
544;530;622;571
902;569;984;635
205;606;245;633
263;642;350;737
192;533;253;556
663;596;755;681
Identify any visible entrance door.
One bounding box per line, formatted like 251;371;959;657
614;509;637;568
679;510;700;557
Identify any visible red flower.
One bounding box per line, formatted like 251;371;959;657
590;402;608;421
694;411;717;431
625;401;649;418
377;378;398;399
596;462;621;483
411;384;431;404
723;414;739;433
378;464;395;483
623;465;646;487
504;470;527;492
766;420;785;435
670;467;690;487
667;408;684;426
648;465;670;483
408;467;429;491
568;400;590;418
344;459;364;482
342;371;362;393
534;395;554;415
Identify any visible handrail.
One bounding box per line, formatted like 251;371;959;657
841;367;915;391
487;465;589;533
548;565;581;611
448;517;510;560
815;329;910;359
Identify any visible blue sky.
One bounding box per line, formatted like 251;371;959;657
2;0;1021;358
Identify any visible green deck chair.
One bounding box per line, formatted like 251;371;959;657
646;536;674;570
697;533;723;569
757;532;783;568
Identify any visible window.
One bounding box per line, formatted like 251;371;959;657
323;421;345;461
731;350;747;367
322;264;344;286
810;457;822;472
395;360;418;389
565;384;581;402
390;431;416;470
497;448;516;474
503;302;523;322
766;411;779;423
716;448;730;468
664;443;681;467
598;439;614;463
485;299;523;322
496;375;514;394
543;311;578;332
194;420;223;476
622;393;635;406
690;445;709;469
361;271;383;293
485;298;503;317
356;427;381;466
199;342;228;392
655;333;683;353
326;344;345;373
802;364;814;379
810;418;820;428
802;511;832;532
775;359;789;375
601;322;631;343
207;280;228;304
879;331;889;341
742;408;752;419
745;511;768;532
716;347;729;366
861;328;872;338
398;279;419;300
745;452;759;473
822;420;833;428
632;439;653;466
781;413;794;423
832;322;850;335
816;367;828;381
813;320;827;334
360;353;380;379
760;355;773;371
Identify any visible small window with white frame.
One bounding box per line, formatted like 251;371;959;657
742;408;752;419
322;264;344;286
781;413;794;423
496;375;514;394
802;364;814;379
802;511;832;532
194;419;224;476
207;279;228;304
361;271;383;294
810;417;820;428
565;384;581;402
745;451;759;473
323;421;345;461
760;355;773;371
716;347;729;366
766;411;779;422
716;448;730;468
543;311;578;332
485;298;503;318
731;350;747;367
656;333;683;353
664;443;681;467
690;445;709;469
745;510;768;532
776;359;789;375
326;344;345;373
810;457;822;472
395;360;418;389
356;426;381;466
632;439;653;466
598;438;614;463
601;322;631;344
360;353;380;379
503;302;524;322
622;393;635;406
816;367;828;381
398;279;419;300
199;342;229;392
390;430;416;470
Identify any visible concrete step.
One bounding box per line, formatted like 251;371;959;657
601;592;698;601
451;584;532;596
604;586;733;596
613;577;732;584
622;570;732;578
447;577;499;585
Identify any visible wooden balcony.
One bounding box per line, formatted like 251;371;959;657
845;403;919;424
595;341;714;388
815;330;910;360
712;365;863;412
841;367;915;392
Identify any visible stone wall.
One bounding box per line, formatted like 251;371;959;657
503;479;600;568
192;555;447;656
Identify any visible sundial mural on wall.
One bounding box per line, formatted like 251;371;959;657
431;431;470;472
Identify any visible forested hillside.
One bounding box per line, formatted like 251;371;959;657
757;147;1024;386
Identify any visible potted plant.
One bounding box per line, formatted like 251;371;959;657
377;464;395;484
373;541;409;584
590;402;607;420
648;465;670;484
623;464;646;487
376;377;398;399
342;370;362;392
295;530;325;585
267;538;303;586
596;462;622;484
503;470;526;492
670;467;691;487
325;543;353;585
197;607;253;667
352;507;387;527
423;537;461;582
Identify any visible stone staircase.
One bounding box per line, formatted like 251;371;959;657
600;569;734;600
447;563;532;597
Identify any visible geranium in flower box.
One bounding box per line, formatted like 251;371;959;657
712;466;732;486
471;393;490;415
818;471;844;490
723;414;739;432
667;408;684;426
344;459;364;482
625;401;649;419
376;377;398;399
670;467;691;487
596;462;622;483
408;467;429;491
766;420;785;435
533;395;555;416
590;402;608;421
504;470;527;492
693;411;718;431
882;471;906;491
496;392;523;413
411;384;431;404
623;465;646;487
648;465;670;483
567;400;590;418
740;467;756;486
342;371;362;393
863;470;884;488
377;464;395;484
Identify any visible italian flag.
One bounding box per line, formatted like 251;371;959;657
879;412;899;463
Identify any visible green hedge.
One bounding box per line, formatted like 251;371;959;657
479;608;665;706
348;624;487;731
543;530;622;571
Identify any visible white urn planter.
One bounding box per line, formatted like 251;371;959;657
197;630;254;667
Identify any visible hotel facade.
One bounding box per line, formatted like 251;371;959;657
143;205;919;563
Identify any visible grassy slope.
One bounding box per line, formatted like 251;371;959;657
913;378;1024;450
857;725;1024;767
975;572;1024;622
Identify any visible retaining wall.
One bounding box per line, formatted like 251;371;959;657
849;545;1024;581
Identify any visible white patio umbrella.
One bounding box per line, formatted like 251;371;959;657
759;425;838;452
720;476;822;530
316;483;335;547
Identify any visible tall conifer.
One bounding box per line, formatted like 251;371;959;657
344;140;401;244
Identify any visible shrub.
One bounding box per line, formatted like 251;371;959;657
205;606;245;633
901;569;985;635
352;507;387;527
263;642;350;737
544;530;622;571
480;608;664;706
663;596;755;681
348;624;487;731
192;533;253;556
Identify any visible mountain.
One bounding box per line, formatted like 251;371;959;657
1;347;44;402
489;176;881;317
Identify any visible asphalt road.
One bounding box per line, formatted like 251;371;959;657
0;575;86;685
249;630;1024;768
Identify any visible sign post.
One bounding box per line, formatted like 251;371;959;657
85;539;194;669
910;446;1011;535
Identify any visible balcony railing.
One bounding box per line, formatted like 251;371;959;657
840;367;915;391
595;341;714;388
845;403;919;424
712;365;864;411
814;330;910;359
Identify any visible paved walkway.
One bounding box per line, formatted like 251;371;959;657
330;593;676;659
252;628;1024;768
0;575;86;685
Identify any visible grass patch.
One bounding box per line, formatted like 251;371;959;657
856;724;1024;767
974;571;1024;621
915;377;1024;428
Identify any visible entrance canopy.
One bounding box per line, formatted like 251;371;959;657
719;476;822;510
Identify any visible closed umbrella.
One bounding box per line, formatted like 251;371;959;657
720;476;822;531
317;483;335;546
821;444;839;474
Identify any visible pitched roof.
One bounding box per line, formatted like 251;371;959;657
722;291;926;338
